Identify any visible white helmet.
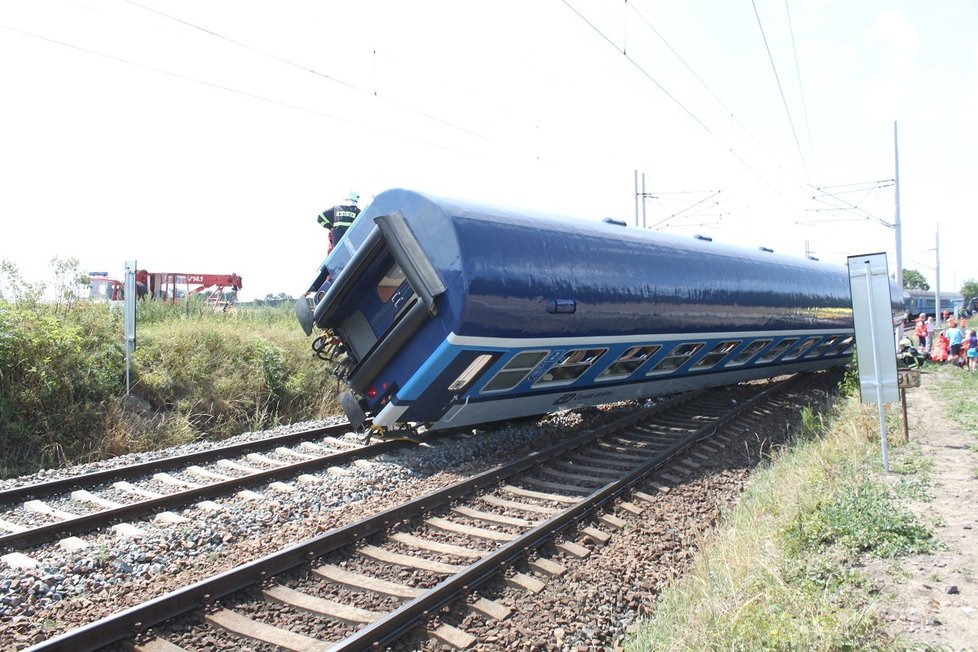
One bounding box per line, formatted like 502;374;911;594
346;190;360;204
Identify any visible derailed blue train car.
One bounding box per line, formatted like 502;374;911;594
296;188;859;435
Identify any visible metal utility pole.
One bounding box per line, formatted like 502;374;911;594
633;170;650;228
894;121;903;293
124;260;137;395
634;170;639;227
934;225;942;328
893;121;905;341
642;174;647;228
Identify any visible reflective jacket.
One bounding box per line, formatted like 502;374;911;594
317;203;360;232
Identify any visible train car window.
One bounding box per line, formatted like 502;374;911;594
756;338;797;363
691;341;740;370
448;354;495;392
481;350;549;393
782;336;821;360
596;345;661;380
646;343;703;375
831;336;855;355
805;336;840;358
533;348;608;387
728;339;772;366
376;263;407;303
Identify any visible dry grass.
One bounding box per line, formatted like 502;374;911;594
625;390;931;651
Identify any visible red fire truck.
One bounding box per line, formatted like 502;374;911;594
85;270;243;307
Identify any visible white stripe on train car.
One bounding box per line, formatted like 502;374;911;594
446;328;852;349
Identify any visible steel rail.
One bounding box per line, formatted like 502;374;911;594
0;437;407;552
331;378;794;650
22;391;699;652
23;380;800;652
0;421;367;504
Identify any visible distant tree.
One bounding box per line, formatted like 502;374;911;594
961;279;978;302
0;259;45;306
49;256;87;313
902;268;930;291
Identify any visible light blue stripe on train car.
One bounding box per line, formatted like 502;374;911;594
393;338;467;401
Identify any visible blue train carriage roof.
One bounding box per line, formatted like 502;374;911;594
318;188;855;341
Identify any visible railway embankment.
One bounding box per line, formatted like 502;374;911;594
626;364;978;650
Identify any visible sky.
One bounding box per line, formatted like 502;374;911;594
1;0;976;301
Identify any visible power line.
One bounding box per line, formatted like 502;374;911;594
751;0;810;184
800;180;894;227
649;190;723;229
120;0;489;142
0;22;475;157
784;0;814;172
561;0;775;190
627;3;769;155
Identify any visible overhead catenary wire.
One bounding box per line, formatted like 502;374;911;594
627;2;770;156
799;180;895;227
0;22;478;157
120;0;490;142
649;191;724;229
751;0;811;184
784;0;814;174
560;0;776;190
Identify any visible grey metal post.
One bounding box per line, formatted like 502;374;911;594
124;260;137;396
863;258;890;473
935;225;941;328
634;169;639;227
641;172;647;229
894;122;903;297
894;121;904;340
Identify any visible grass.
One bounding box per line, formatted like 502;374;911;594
625;376;936;651
935;364;978;437
889;443;935;501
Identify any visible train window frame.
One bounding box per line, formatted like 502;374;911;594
805;336;840;358
756;338;798;363
831;335;855;355
596;345;662;381
532;348;608;388
691;340;741;370
646;342;704;376
376;262;407;303
727;339;772;366
480;350;549;393
448;354;495;393
782;336;821;361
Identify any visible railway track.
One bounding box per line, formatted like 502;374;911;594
20;374;813;651
0;421;412;555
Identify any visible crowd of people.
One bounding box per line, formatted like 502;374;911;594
910;311;978;372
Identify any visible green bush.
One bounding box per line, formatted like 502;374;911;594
0;303;125;473
0;296;339;477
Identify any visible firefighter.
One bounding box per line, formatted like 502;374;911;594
317;190;360;252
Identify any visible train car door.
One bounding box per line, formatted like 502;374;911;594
336;257;416;360
302;211;446;394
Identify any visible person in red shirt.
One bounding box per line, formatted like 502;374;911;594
914;312;929;350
